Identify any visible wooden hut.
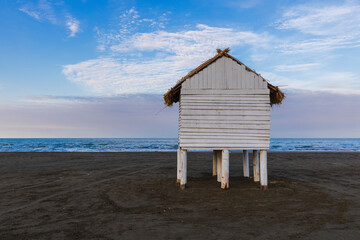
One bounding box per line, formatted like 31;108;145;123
163;48;284;190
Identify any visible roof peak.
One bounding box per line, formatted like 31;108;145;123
216;48;230;54
163;48;284;106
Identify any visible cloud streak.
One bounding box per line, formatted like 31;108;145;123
18;0;57;23
277;3;360;36
276;1;360;53
274;63;320;72
18;0;80;37
63;23;271;94
19;7;40;20
62;3;360;96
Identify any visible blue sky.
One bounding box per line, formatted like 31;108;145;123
0;0;359;137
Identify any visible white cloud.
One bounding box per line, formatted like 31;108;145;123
276;1;360;53
62;57;186;94
19;7;40;20
96;7;171;51
63;24;271;94
62;5;360;96
274;63;320;72
66;16;80;37
261;71;360;94
18;1;80;37
19;0;57;24
278;36;360;54
110;24;270;54
277;3;360;36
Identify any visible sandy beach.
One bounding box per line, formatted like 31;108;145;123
0;152;359;239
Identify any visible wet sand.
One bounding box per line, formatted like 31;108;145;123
0;152;359;239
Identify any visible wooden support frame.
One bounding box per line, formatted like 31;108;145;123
216;150;222;182
221;149;229;189
253;150;260;182
179;149;187;190
177;149;181;183
176;148;267;190
212;150;217;176
260;150;268;190
243;150;249;177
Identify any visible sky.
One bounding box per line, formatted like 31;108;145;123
0;0;359;138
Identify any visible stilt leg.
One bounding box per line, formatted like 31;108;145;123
177;148;181;183
217;150;222;182
253;150;260;182
212;150;217;176
243;150;249;177
180;149;187;190
260;150;268;190
221;149;229;189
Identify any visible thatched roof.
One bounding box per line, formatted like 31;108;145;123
163;48;284;106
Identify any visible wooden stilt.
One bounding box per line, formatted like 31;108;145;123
212;150;217;176
260;150;268;190
243;150;249;177
253;150;260;182
177;148;181;183
180;149;187;190
217;150;222;182
221;149;229;189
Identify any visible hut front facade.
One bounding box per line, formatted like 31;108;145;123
164;48;284;190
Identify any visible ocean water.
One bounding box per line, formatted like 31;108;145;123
0;138;359;152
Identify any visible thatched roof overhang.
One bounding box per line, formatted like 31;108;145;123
163;48;284;106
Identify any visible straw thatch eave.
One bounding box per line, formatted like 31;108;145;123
163;48;284;106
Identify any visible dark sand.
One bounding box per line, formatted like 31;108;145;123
0;152;359;240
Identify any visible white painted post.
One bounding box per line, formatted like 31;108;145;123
217;150;222;182
243;150;249;177
221;149;229;189
212;150;217;176
177;148;181;183
260;150;268;190
253;150;260;182
180;149;187;190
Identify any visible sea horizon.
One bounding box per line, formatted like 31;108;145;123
0;138;359;152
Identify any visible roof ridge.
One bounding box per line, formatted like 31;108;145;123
163;48;284;106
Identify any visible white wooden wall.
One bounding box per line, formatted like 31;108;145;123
179;56;270;150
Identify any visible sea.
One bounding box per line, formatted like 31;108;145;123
0;138;359;152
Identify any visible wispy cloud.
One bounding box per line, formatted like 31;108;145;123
278;36;360;54
66;16;80;37
261;71;360;94
18;0;80;37
277;2;360;36
22;95;104;104
19;0;57;24
63;22;271;94
19;7;40;20
109;24;270;54
61;4;360;96
274;63;320;72
96;7;170;51
276;1;360;53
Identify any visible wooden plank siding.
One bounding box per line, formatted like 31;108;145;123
178;56;271;150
